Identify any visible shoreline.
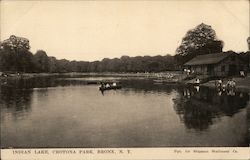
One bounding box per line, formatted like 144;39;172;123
1;72;250;92
0;71;182;79
200;77;250;93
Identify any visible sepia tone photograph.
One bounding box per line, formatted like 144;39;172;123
0;0;250;154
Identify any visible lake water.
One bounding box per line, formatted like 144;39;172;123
0;76;249;148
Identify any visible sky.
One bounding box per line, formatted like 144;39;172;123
0;0;249;61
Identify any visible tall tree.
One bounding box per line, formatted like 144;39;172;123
0;35;33;72
175;23;224;64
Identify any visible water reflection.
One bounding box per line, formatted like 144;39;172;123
0;77;249;147
0;77;56;89
0;87;33;121
0;77;92;89
173;86;249;131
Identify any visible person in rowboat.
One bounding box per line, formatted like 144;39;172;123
106;83;110;88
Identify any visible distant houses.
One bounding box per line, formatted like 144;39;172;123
184;52;247;77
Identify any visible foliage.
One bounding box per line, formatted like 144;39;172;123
0;35;178;73
0;35;33;72
1;35;30;51
33;50;49;72
175;23;223;64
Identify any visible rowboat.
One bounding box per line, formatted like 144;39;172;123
99;85;122;91
99;82;122;91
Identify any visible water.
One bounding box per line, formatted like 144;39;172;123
0;76;249;148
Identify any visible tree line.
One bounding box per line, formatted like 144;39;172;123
0;23;249;73
0;36;178;73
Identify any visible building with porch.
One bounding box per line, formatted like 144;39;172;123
184;52;246;77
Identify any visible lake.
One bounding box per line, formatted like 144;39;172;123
0;76;249;148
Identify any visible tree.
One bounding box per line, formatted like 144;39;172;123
1;35;180;73
33;50;49;72
48;56;58;73
0;35;33;72
175;23;223;64
1;35;30;51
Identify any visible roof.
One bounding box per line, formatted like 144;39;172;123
184;53;233;66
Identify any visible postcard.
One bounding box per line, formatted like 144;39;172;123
0;0;249;159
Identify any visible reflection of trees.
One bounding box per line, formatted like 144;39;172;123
0;77;88;89
0;86;33;121
173;87;249;131
1;77;57;89
0;77;59;120
173;93;216;131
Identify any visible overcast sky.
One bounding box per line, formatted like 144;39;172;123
1;0;249;61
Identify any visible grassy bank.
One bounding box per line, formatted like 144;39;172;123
201;76;250;92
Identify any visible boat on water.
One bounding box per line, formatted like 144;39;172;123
99;82;122;91
99;85;122;91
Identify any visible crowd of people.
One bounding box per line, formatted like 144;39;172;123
215;78;236;91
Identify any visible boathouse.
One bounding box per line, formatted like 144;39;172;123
184;52;246;77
